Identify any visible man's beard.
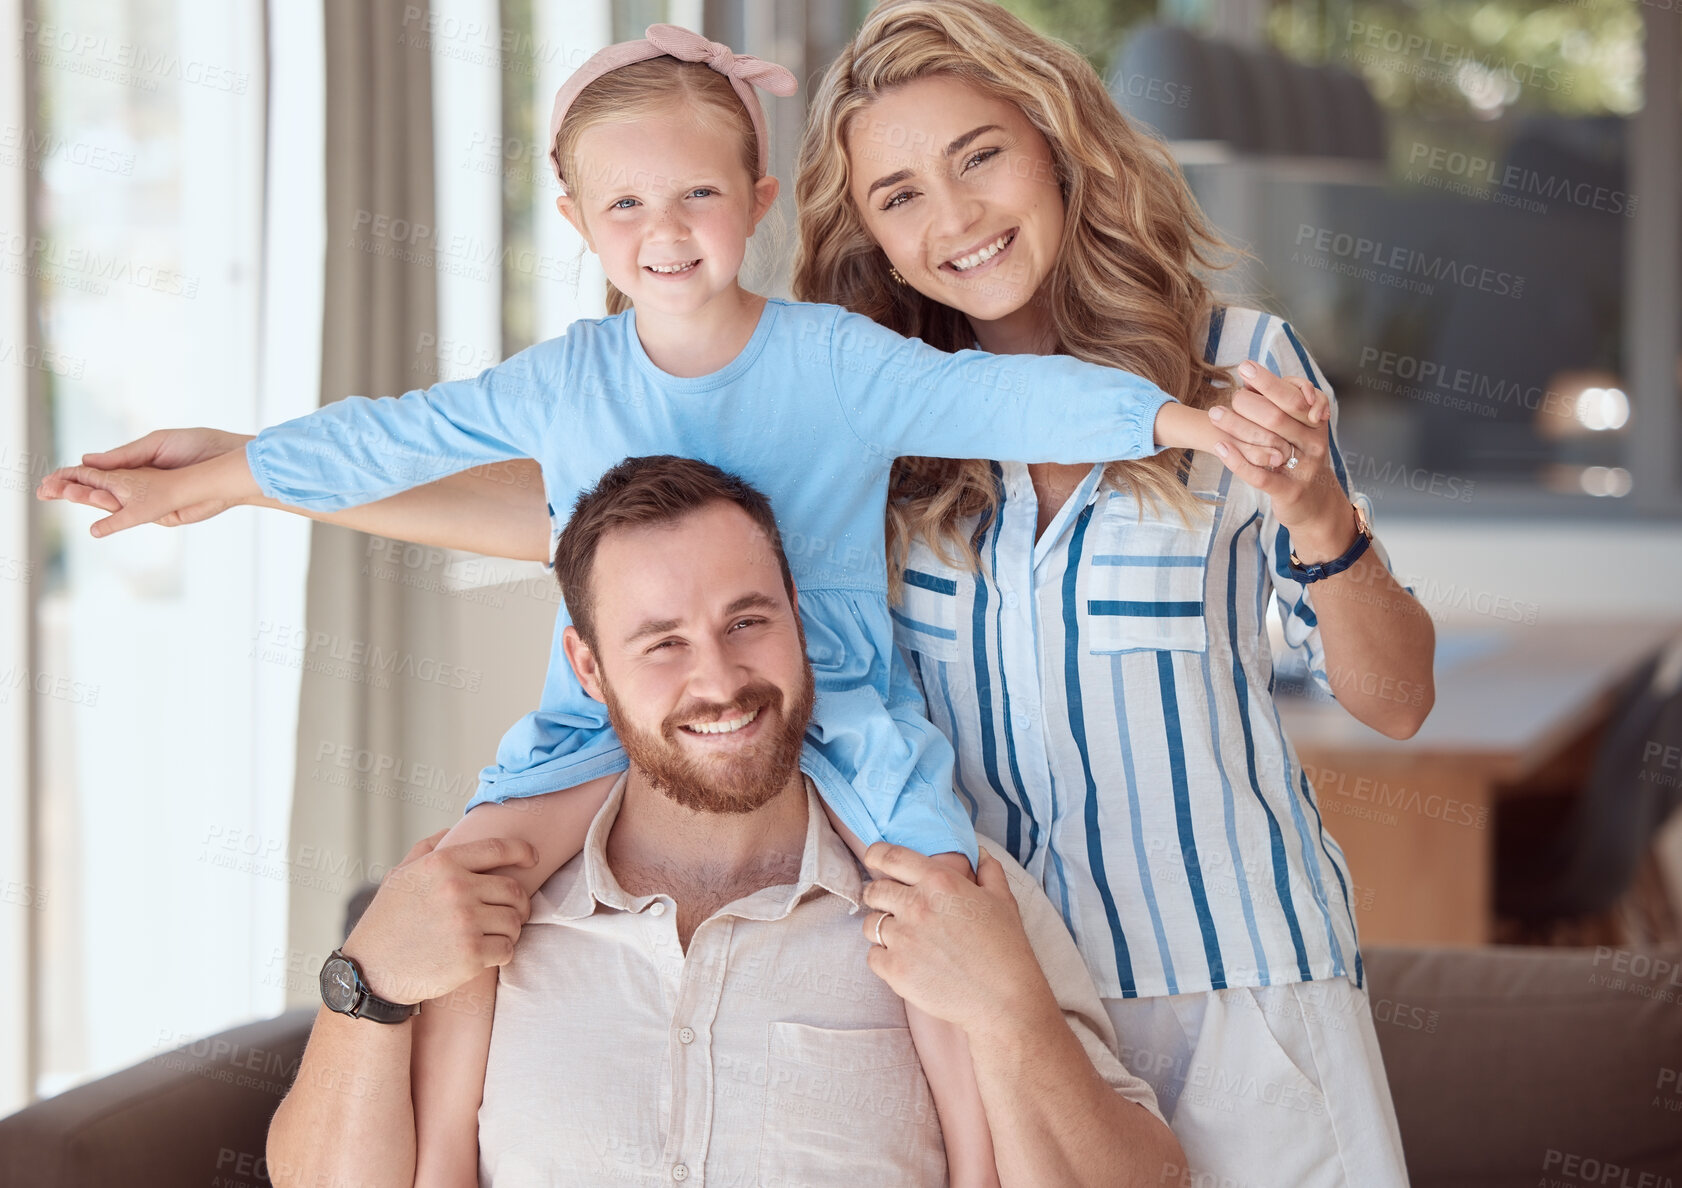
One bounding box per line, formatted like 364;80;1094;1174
602;665;814;815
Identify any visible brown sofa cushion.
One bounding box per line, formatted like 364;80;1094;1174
0;1008;315;1188
1365;944;1682;1188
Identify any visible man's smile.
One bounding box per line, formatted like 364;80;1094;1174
680;706;761;736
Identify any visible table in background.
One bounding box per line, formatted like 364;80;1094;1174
1278;620;1682;945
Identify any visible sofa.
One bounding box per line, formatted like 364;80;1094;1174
4;944;1681;1187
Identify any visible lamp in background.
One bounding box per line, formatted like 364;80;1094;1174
1536;369;1633;497
1536;369;1631;439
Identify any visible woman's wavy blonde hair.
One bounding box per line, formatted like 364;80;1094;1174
793;0;1240;593
554;58;762;315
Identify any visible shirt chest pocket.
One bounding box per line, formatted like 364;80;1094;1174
756;1022;945;1186
1084;498;1218;654
890;553;967;664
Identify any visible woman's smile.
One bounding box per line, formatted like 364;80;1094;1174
941;227;1017;274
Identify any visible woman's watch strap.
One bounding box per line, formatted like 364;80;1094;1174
1287;501;1373;584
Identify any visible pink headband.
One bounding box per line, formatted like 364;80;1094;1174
547;24;798;192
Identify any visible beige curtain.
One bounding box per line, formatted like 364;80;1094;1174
282;0;460;1001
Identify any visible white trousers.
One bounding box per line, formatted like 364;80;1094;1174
1104;978;1410;1188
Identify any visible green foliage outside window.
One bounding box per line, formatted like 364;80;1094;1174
1272;0;1640;119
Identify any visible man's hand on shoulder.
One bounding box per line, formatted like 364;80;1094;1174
339;830;538;1005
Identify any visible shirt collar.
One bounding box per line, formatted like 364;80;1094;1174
994;460;1109;571
537;772;865;925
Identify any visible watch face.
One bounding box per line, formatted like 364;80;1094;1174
320;957;359;1013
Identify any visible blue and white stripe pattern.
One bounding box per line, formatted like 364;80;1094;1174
895;308;1386;1000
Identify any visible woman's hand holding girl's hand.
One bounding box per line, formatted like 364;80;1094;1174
36;427;256;526
1210;362;1357;561
1153;400;1289;469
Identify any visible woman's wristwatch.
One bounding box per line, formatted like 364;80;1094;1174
319;947;422;1023
1287;501;1373;584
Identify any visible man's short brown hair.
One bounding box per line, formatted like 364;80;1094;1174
554;456;796;649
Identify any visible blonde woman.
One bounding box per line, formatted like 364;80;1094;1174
790;0;1433;1182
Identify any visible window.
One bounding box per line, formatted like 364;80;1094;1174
1092;0;1674;511
15;0;304;1101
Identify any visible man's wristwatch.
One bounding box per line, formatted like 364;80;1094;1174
1287;501;1373;584
319;948;421;1023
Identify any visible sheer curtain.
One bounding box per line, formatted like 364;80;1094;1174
16;0;283;1100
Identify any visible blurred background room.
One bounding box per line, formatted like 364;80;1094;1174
1;0;1679;1184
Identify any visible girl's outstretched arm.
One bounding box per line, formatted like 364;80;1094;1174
37;428;551;562
816;306;1292;471
42;336;558;536
409;774;619;1188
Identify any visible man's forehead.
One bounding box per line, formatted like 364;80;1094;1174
594;502;772;562
590;506;787;631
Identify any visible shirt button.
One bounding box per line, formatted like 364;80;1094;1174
648;901;667;916
1016;713;1032;730
1005;591;1020;608
678;1026;695;1044
672;1164;689;1181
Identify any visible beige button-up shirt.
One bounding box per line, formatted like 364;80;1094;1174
478;774;1160;1186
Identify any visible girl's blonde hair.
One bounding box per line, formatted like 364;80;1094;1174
554;57;762;315
793;0;1240;590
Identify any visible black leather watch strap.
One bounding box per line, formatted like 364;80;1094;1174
320;948;421;1024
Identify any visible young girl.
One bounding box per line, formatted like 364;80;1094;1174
38;24;1293;1188
793;2;1435;1183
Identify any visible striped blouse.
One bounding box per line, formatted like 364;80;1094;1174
892;307;1387;1001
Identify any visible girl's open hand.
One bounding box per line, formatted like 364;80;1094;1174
1209;363;1355;556
38;465;177;537
39;455;254;538
36;427;253;526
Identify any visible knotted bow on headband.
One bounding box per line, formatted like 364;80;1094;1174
547;24;798;192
